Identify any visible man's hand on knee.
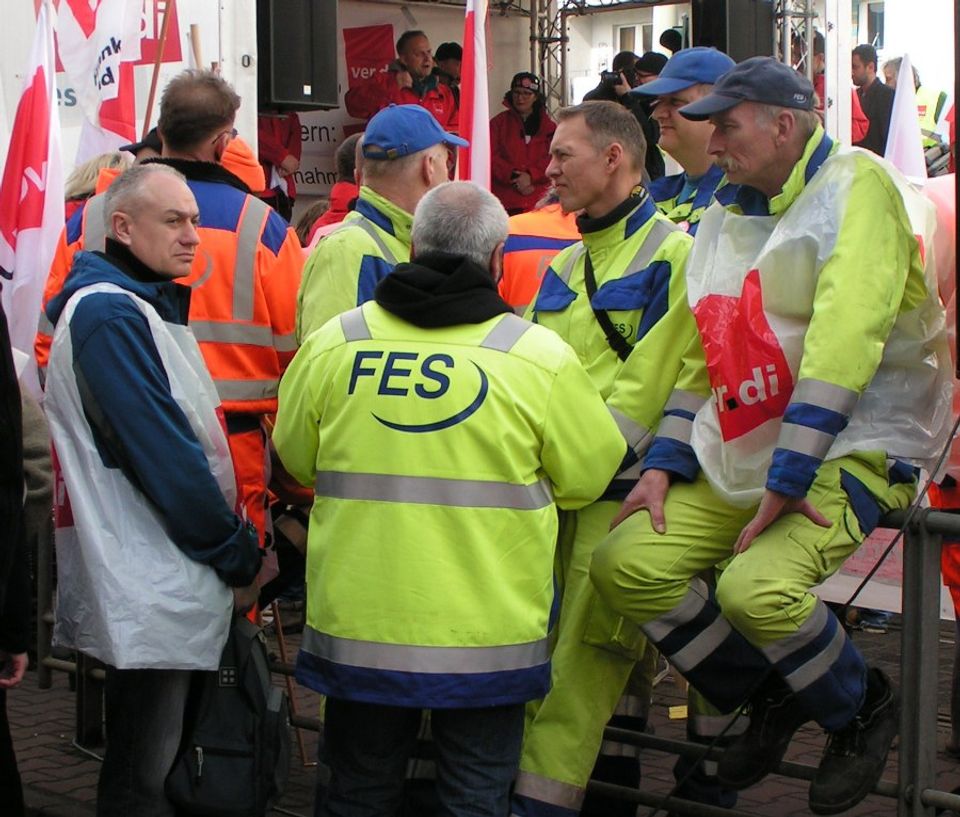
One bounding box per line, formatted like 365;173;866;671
733;489;830;554
610;469;671;533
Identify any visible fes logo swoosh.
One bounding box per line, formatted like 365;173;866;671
373;362;489;433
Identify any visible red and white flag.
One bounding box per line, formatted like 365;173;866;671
0;0;64;393
884;53;927;181
458;0;490;187
57;0;142;161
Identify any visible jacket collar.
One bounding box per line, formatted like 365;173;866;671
355;186;414;245
145;157;251;194
732;127;836;216
576;192;658;252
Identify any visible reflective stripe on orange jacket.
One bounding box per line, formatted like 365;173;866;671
37;160;302;416
498;204;579;311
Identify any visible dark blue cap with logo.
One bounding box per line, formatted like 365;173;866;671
631;47;736;96
678;56;815;120
362;104;468;160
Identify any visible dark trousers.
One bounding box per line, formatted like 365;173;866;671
97;667;192;817
318;698;525;817
0;688;24;817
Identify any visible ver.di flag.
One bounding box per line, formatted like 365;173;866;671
0;0;64;394
884;53;927;181
458;0;490;187
56;0;143;161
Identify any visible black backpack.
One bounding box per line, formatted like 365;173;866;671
166;617;291;816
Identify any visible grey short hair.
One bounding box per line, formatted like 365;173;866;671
103;163;187;237
412;182;509;267
755;103;820;142
362;142;444;183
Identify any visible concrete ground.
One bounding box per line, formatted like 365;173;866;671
10;614;960;817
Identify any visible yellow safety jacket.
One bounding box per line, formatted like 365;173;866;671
527;193;695;497
274;304;625;707
297;186;412;343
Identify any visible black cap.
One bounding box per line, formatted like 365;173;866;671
635;51;668;76
435;42;462;62
511;72;541;93
120;127;162;156
679;56;815;120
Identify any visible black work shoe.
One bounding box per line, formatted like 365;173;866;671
716;675;812;790
808;668;899;815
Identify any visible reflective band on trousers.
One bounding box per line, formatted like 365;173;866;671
301;626;550;673
314;471;554;510
214;377;279;402
513;771;585;809
80;194;108;254
643;578;709;642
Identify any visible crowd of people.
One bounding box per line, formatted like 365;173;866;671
0;22;957;817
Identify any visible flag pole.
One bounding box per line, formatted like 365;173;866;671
141;0;176;139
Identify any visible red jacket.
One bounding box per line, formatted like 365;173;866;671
258;113;302;198
344;72;458;132
813;74;869;144
490;103;556;213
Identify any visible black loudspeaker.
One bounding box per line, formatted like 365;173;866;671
692;0;774;62
257;0;339;111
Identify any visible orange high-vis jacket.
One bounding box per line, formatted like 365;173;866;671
36;160;302;417
498;204;579;311
222;136;267;195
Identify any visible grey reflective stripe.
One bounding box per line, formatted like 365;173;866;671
213;377;278;402
37;310;54;336
791;378;858;415
340;307;372;341
783;620;848;693
557;245;586;284
315;471;553;510
777;422;835;460
273;331;298;352
480;314;532;353
643;578;709;642
513;772;585;810
80;194;108;252
690;711;748;738
665;389;707;415
190;320;274;346
301;626;549;673
657;413;694;444
615;460;643;481
609;406;652;452
762;599;830;664
354;217;399;266
669;615;732;673
626;217;679;273
513;305;527;315
233;197;270;322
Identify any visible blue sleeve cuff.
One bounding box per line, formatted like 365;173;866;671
765;448;823;498
644;437;700;482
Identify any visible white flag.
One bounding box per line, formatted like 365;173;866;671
884;53;927;181
0;0;64;395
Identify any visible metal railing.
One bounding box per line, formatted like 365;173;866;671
35;509;960;816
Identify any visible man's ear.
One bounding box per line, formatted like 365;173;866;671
775;110;795;145
489;240;505;284
605;142;625;174
110;211;133;246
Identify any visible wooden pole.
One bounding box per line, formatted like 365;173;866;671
141;0;177;139
189;23;202;69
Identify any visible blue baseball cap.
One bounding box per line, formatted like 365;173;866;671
679;57;815;120
362;104;468;160
631;47;736;97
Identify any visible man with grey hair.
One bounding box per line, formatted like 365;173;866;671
590;56;950;815
297;104;465;342
274;180;625;817
43;163;262;815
